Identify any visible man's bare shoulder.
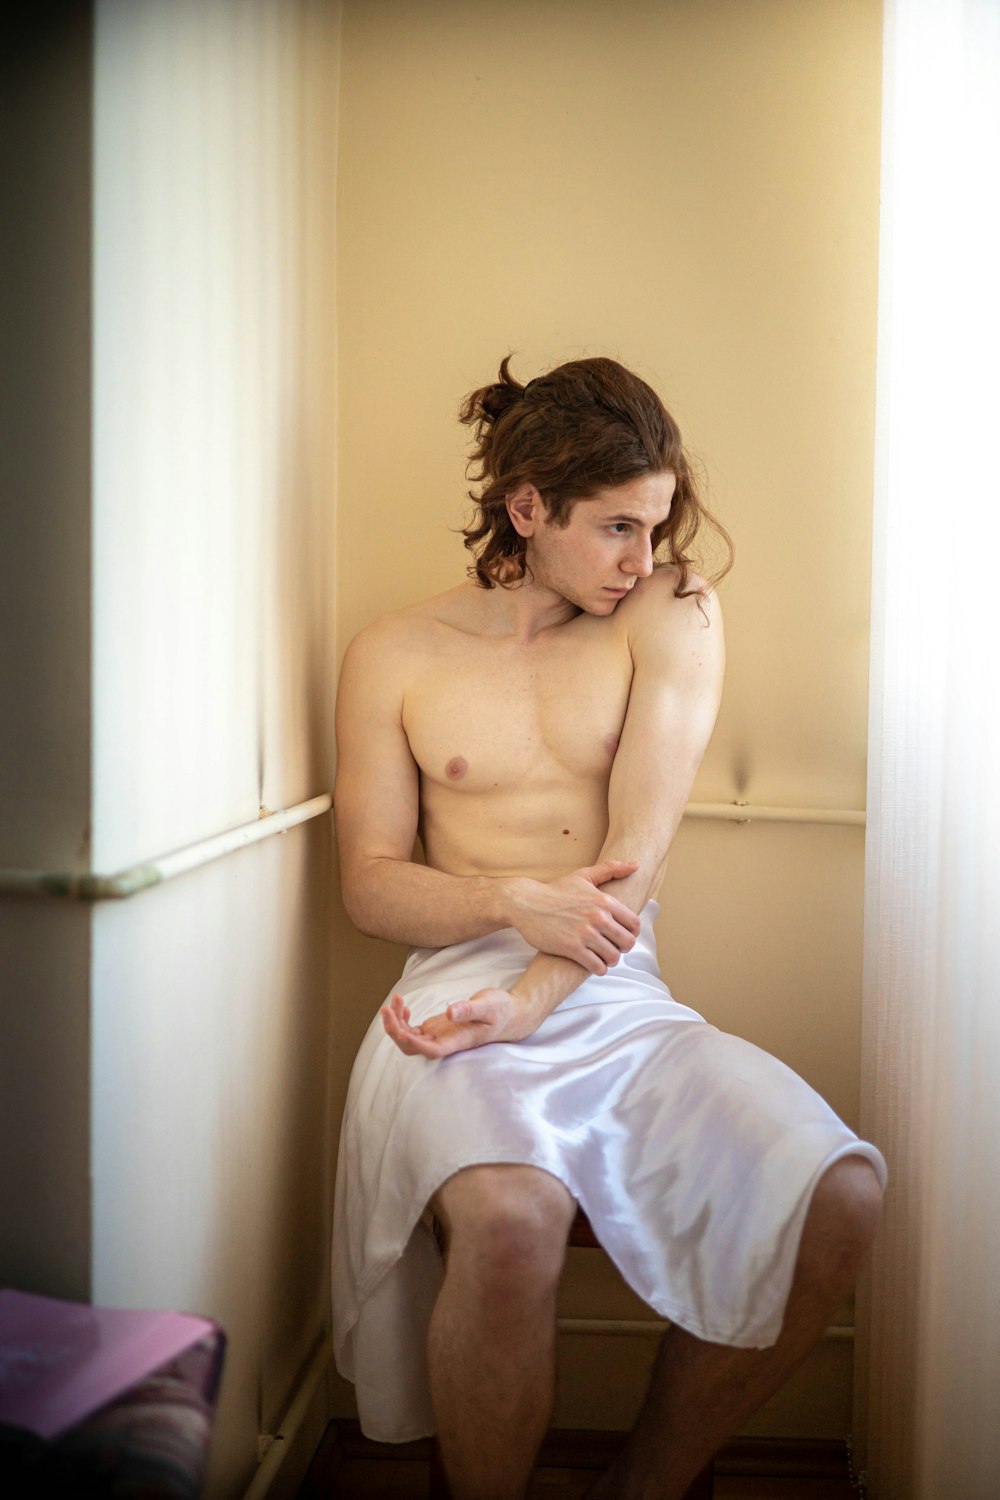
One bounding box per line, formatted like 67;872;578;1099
618;564;722;643
354;585;487;644
399;583;491;634
341;585;480;675
612;567;725;699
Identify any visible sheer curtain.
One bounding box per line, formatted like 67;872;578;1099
856;1;1000;1496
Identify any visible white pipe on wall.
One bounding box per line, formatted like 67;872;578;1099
686;802;866;827
240;1339;332;1500
0;794;332;900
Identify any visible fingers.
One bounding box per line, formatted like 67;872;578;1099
403;1020;485;1059
582;858;639;886
605;897;642;935
574;910;639;965
380;992;494;1059
591;895;640;938
382;993;445;1057
575;911;646;970
575;865;642;939
382;1005;448;1058
384;992;412;1025
446;994;500;1027
598;932;627;965
381;996;424;1055
605;919;638;952
583;936;621;972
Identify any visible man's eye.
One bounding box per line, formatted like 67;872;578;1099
609;523;629;535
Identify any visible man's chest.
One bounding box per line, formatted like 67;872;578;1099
402;627;634;793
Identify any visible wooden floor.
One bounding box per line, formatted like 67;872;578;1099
298;1423;864;1499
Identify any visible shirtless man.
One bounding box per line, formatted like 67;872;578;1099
333;356;885;1500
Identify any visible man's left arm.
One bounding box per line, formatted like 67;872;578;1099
382;577;725;1057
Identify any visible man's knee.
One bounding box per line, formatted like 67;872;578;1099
432;1165;576;1292
799;1154;884;1280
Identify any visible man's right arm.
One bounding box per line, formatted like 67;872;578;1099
333;620;640;970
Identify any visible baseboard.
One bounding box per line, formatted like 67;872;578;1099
714;1435;854;1477
324;1420;853;1480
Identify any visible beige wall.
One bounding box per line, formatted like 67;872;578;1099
332;0;882;1437
0;0;884;1475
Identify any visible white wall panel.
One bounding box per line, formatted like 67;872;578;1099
92;0;338;874
88;4;340;1493
91;822;333;1497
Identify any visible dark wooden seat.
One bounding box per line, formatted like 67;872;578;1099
567;1203;602;1248
428;1204;715;1498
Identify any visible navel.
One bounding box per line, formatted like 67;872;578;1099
604;732;620;758
445;756;469;781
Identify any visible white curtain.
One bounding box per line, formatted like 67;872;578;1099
856;1;1000;1496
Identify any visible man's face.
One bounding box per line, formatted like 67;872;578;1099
525;472;677;614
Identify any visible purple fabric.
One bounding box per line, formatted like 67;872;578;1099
0;1331;226;1499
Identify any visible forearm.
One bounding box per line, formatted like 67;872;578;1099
510;839;665;1020
343;855;520;948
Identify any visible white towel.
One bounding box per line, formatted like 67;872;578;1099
332;900;886;1442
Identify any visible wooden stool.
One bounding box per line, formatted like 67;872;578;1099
428;1205;715;1498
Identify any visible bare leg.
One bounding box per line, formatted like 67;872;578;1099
427;1163;577;1500
588;1155;885;1500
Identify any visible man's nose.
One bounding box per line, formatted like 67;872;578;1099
623;535;654;578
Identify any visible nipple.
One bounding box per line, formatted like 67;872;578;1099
445;756;468;780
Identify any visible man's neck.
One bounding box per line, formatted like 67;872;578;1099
466;579;581;642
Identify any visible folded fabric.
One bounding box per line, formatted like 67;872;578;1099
332;901;887;1443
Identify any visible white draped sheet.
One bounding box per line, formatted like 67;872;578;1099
333;901;887;1442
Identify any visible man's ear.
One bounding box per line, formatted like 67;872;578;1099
505;482;544;538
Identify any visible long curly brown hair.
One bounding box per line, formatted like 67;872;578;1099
460;355;733;598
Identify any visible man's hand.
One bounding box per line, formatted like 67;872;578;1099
504;860;641;973
380;989;542;1059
